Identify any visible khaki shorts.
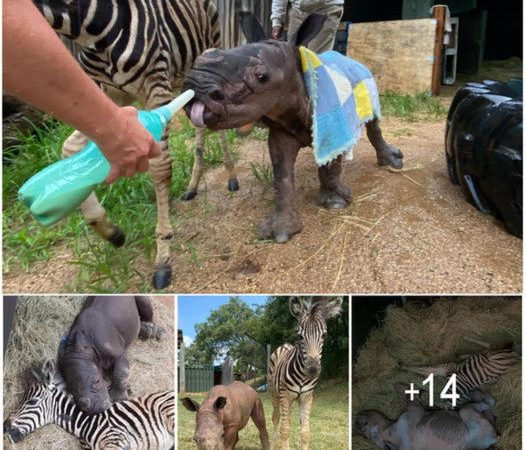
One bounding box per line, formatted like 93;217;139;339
287;4;344;53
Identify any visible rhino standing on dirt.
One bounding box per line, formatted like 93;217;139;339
182;12;403;243
355;391;497;450
59;295;166;414
182;381;270;450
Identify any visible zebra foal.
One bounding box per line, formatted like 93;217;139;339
34;0;238;289
4;359;174;449
268;297;343;450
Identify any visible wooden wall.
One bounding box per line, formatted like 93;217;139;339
347;19;437;94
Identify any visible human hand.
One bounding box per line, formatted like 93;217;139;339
95;106;162;184
271;25;283;40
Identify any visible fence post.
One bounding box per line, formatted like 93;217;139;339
179;341;186;393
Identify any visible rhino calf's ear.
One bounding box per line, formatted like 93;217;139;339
181;397;200;412
214;396;227;410
290;14;325;47
239;11;267;43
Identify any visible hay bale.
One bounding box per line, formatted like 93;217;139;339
3;295;174;449
352;297;521;450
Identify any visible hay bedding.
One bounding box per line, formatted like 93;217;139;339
352;297;521;450
3;295;175;450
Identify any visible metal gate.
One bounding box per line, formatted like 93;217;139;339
185;366;214;392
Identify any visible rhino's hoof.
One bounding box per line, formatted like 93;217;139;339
152;265;172;289
228;178;240;192
380;145;404;170
156;327;168;340
316;187;351;210
181;190;197;201
108;227;126;248
274;232;291;243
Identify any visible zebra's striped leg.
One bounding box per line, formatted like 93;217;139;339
299;391;313;450
62;130;126;247
270;392;280;450
181;127;205;201
149;146;175;289
219;130;239;192
278;394;294;450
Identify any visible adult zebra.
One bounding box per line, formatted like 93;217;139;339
3;360;174;449
268;297;343;450
33;0;238;289
408;347;520;408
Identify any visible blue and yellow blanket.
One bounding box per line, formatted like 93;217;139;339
299;46;381;166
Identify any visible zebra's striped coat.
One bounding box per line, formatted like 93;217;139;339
4;360;174;449
34;0;236;289
268;297;343;450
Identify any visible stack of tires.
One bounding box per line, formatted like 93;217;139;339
445;79;523;237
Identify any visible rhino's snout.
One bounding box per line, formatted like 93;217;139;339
4;419;24;443
78;396;111;414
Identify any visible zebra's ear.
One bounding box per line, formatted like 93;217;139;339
181;397;200;412
40;359;56;385
214;396;227;410
289;297;311;318
319;297;343;319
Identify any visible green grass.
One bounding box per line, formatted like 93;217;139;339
178;379;349;450
380;91;448;121
3;115;237;291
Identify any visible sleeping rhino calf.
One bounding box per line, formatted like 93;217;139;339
59;295;166;414
182;381;270;450
356;397;497;450
182;13;402;243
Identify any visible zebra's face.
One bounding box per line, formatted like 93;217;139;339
4;366;57;443
182;42;295;130
298;313;327;377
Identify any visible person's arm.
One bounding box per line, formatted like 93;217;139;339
3;0;161;183
270;0;289;39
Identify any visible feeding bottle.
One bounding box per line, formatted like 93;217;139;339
18;90;195;226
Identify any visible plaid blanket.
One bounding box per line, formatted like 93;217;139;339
299;46;381;166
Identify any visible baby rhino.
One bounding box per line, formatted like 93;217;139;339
356;395;497;450
182;381;269;450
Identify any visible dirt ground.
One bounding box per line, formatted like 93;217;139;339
3;117;522;294
3;295;174;449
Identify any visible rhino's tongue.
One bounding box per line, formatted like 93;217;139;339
189;101;206;128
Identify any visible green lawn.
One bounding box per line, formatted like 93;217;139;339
178;380;349;450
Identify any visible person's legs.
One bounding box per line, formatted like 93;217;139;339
286;6;307;41
307;5;344;53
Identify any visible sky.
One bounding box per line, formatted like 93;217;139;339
178;295;269;347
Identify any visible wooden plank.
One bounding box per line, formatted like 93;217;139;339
347;19;437;94
431;5;447;95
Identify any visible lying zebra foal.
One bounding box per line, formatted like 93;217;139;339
4;360;174;450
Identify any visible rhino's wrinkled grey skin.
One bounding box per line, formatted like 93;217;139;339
182;13;403;243
59;295;165;414
356;398;498;450
182;381;270;450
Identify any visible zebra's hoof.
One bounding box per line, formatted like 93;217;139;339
152;265;172;289
228;178;240;192
181;190;197;201
108;227;126;248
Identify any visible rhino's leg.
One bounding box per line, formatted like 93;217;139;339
316;155;351;209
299;391;313;450
278;393;294;450
460;403;498;449
111;353;131;401
366;118;403;169
223;428;239;450
135;295;167;340
260;129;302;243
251;395;270;450
62;131;126;247
219;130;240;192
182;127;205;201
